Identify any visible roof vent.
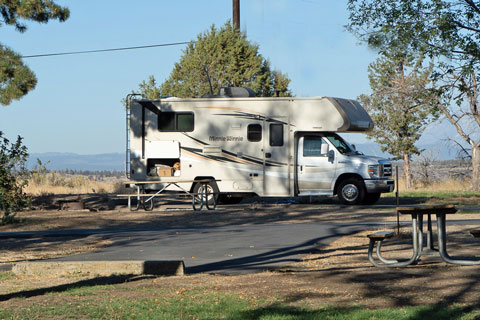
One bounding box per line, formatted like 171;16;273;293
219;87;255;97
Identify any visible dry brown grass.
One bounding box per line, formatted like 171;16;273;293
396;177;472;193
25;181;117;195
24;172;122;195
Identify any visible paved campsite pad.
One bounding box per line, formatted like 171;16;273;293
2;226;480;309
1;195;480;309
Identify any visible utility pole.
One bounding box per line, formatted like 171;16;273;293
233;0;240;31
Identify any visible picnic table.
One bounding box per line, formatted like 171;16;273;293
120;179;220;211
368;204;480;267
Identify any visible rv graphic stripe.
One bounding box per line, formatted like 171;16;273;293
180;135;284;167
180;146;283;167
213;111;289;125
182;133;209;146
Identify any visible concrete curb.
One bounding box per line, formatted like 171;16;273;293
12;260;185;277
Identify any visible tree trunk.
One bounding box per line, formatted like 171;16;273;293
404;153;412;189
473;142;480;191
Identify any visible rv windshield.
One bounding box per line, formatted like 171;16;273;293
324;133;362;155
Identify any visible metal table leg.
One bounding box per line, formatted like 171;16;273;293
436;214;480;265
369;217;420;267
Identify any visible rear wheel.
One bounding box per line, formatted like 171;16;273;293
362;192;381;205
192;180;219;206
337;178;365;205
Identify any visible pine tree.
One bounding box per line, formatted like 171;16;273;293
359;52;439;188
134;22;291;98
0;1;69;106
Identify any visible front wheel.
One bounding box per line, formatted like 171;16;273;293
336;178;365;205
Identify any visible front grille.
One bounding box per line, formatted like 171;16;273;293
381;164;392;177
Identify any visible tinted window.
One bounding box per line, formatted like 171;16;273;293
158;112;175;131
269;123;284;146
303;136;326;157
177;113;194;131
247;124;262;142
158;112;194;132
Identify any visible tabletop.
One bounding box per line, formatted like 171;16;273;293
397;204;457;215
124;179;220;185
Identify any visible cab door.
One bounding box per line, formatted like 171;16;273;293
296;135;336;195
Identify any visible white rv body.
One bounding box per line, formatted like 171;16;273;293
127;93;394;205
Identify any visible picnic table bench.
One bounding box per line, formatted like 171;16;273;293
368;205;480;267
119;179;220;211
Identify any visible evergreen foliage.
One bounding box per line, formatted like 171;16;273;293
0;0;69;106
135;22;292;98
347;0;480;190
0;44;37;105
358;53;440;188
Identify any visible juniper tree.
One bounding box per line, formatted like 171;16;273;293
347;0;480;190
358;53;439;188
134;22;292;99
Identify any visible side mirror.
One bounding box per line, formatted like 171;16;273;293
352;144;357;151
328;150;335;163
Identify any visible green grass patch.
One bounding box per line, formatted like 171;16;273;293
0;271;16;281
1;287;479;320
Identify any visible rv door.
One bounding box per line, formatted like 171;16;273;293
296;135;336;195
263;118;290;196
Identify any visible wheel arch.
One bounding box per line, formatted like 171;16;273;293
190;176;217;193
333;173;365;195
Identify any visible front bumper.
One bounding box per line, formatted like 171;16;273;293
364;179;395;193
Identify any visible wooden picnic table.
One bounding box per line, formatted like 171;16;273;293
369;204;480;267
120;179;220;211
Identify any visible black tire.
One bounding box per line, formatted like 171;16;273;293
219;194;243;205
362;192;381;205
336;178;365;205
192;180;219;205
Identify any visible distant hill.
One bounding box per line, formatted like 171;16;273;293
27;152;125;171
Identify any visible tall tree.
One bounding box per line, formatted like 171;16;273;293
359;53;439;188
135;22;291;99
0;0;69;106
347;0;480;190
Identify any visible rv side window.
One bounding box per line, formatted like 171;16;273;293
247;124;262;142
269;123;284;146
177;113;194;131
303;136;327;157
158;112;194;132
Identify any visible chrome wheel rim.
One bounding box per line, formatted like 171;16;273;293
342;184;359;201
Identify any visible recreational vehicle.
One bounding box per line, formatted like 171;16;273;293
126;87;394;205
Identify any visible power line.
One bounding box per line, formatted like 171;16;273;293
21;41;190;59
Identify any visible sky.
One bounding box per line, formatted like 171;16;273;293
0;0;458;156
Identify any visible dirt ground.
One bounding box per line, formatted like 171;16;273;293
1;194;480;309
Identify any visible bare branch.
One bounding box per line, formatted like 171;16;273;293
452;20;480;33
446;137;472;160
438;103;474;146
463;0;480;15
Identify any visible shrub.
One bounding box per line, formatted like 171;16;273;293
0;132;30;223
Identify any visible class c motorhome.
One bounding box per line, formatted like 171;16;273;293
126;87;394;205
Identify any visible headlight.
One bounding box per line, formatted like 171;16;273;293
368;165;379;178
